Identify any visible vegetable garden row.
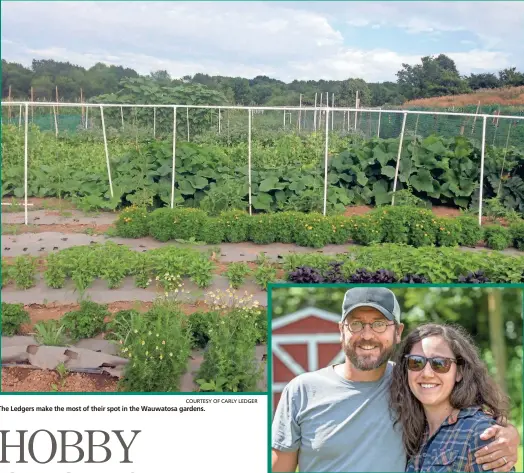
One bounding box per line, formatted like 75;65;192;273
2;124;524;215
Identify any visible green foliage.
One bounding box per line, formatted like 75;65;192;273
196;308;264;392
225;262;251;289
255;263;278;290
105;309;141;343
199;217;226;244
484;225;512;251
351;215;384;245
457;215;484;247
407;208;438;247
187;311;221;349
148;208;177;241
509;220;524;251
1;302;30;336
118;300;192;392
284;243;524;283
436;218;462;247
248;214;278;245
220;210;251;243
115;206;150;238
33;320;67;346
328;215;353;245
61;300;109;341
293;213;333;248
11;255;37;289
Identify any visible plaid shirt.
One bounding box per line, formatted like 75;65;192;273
405;406;515;473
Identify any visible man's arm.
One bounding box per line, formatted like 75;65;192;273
272;448;298;472
474;424;520;472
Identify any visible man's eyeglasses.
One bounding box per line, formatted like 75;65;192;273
404;355;458;374
343;320;395;333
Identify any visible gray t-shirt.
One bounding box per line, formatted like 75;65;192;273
272;362;407;472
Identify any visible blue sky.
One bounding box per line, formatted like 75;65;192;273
1;1;523;83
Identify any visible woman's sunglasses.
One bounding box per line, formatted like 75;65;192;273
404;355;458;374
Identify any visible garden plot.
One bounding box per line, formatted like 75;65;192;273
1;334;267;393
2;295;268;393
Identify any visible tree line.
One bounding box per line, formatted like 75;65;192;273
2;54;524;107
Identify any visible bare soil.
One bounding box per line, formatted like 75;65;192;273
1;366;118;392
14;300;218;333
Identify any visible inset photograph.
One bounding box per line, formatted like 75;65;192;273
270;285;522;473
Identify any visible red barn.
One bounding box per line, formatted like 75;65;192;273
272;307;344;412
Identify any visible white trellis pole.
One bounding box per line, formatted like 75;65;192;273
377;107;382;138
323;106;330;216
331;93;334;131
153;106;156;138
391;112;408;206
248;108;252;216
218;108;221;134
24;103;29;225
314;93;318;131
186;107;190;141
298;94;302;131
99;105;114;197
478;115;487;225
354;91;359;131
53;105;58;137
171;106;177;208
121;106;124;130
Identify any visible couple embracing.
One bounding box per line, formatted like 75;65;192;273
272;287;520;472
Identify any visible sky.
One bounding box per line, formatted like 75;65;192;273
1;1;523;83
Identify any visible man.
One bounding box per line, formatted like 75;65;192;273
272;287;519;472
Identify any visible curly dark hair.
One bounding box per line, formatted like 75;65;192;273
389;323;510;458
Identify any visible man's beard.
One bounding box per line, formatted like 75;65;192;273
344;339;396;371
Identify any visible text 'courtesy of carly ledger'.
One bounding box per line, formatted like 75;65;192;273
0;395;268;473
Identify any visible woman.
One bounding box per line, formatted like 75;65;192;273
389;323;514;472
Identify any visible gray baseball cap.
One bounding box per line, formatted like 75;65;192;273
341;287;401;323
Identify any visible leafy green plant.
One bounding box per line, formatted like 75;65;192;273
457;215;484;247
255;263;277;290
115;205;150;238
372;207;410;245
187;310;220;349
148;208;177;241
293;213;333;248
509;221;524;251
248;214;278;245
199;217;225;244
350;215;384;245
225;262;251;289
328;215;353;245
33;320;67;346
11;256;37;289
2;259;12;287
484;225;512;251
44;253;67;288
1;302;30;336
105;309;142;343
196;292;264;392
436;218;462;247
407;208;438;247
188;257;215;288
118;300;192;392
61;300;109;341
220;210;251;243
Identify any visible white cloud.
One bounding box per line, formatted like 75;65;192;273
0;1;521;83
